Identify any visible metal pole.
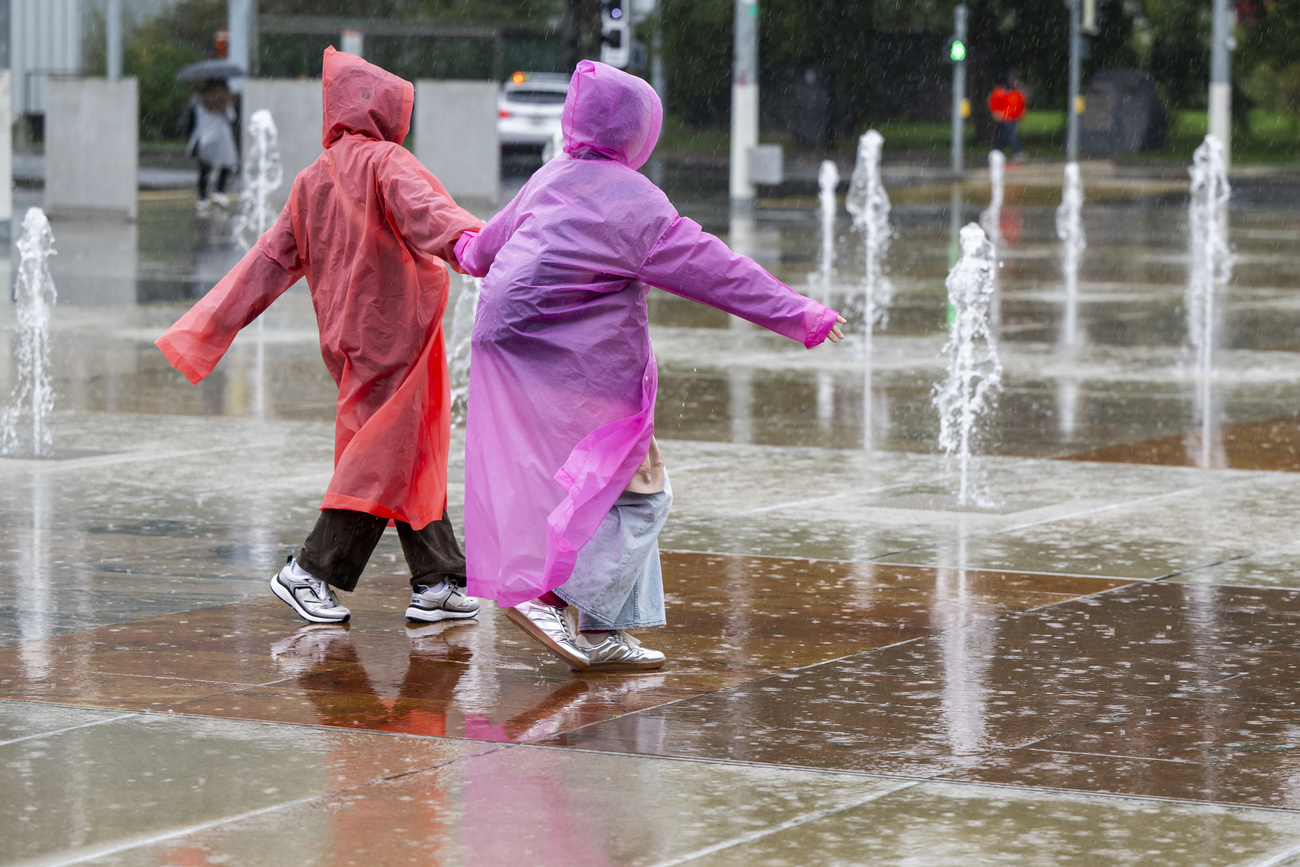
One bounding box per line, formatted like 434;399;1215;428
951;4;966;174
651;13;666;106
228;0;254;92
730;0;759;209
1066;0;1081;162
1209;0;1232;166
106;0;123;80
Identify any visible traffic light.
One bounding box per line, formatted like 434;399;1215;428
600;0;631;69
946;36;967;63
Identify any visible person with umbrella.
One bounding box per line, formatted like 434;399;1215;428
178;60;243;212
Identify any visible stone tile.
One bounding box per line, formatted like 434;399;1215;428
541;582;1300;803
71;747;901;867
1063;413;1300;472
0;713;486;865
0;700;133;745
703;780;1300;866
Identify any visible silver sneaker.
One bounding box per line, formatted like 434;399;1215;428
405;580;480;622
505;600;589;671
577;630;666;671
270;557;351;623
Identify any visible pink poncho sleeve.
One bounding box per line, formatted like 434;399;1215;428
636;216;839;348
155;205;303;383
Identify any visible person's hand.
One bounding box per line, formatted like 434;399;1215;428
825;315;847;344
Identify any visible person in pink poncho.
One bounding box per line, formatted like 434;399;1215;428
156;49;484;627
456;60;845;672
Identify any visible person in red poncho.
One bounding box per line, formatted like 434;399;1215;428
988;70;1027;161
156;48;484;626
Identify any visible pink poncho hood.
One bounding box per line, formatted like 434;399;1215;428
561;59;662;169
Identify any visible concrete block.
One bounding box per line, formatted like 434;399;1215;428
44;77;138;220
749;144;783;186
415;80;498;204
241;79;323;208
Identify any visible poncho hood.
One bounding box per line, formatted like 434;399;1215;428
561;59;662;170
321;46;414;148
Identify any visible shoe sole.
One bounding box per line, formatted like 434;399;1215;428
404;605;479;623
586;656;667;672
504;607;589;671
270;575;350;624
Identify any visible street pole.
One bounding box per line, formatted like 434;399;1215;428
730;0;759;211
1066;0;1081;162
228;0;257;93
951;4;966;174
106;0;123;80
1209;0;1232;166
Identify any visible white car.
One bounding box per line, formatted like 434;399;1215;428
498;72;569;148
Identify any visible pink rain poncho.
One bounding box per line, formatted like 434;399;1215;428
456;60;839;607
157;48;482;530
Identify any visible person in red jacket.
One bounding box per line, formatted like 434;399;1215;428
988;71;1027;161
156;48;484;626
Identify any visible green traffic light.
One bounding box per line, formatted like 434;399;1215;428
949;40;967;62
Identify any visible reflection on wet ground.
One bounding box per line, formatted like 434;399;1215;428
7;166;1300;863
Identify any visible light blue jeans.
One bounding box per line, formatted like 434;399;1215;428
554;476;671;631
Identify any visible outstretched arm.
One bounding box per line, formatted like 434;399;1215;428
453;191;522;278
636;216;843;347
379;149;483;273
155;204;303;384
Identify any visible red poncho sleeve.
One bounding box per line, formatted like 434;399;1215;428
155;204;303;384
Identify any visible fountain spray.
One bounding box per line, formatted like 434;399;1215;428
979;150;1005;326
1;208;59;457
1187;134;1233;467
812;159;839;303
934;223;1002;507
234;110;285;248
1056;162;1086;347
448;274;481;426
232;109;285;417
846;130;893;355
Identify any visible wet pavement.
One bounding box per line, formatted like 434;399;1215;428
6;161;1300;863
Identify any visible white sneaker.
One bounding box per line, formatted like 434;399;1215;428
270;557;351;623
405;580;480;622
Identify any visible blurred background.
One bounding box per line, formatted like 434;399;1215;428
6;0;1294;171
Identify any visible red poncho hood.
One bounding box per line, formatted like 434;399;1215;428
321;46;415;148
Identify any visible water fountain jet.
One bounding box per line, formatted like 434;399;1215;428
846;130;893;356
811;159;839;304
934;223;1002;507
1;208;59;457
1186;134;1233;467
1056;162;1086;347
448;274;481;426
979;150;1005;326
234;110;285;248
232;109;285;418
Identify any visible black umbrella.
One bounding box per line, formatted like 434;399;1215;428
176;59;245;82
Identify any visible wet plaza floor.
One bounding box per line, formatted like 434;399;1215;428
6;160;1300;863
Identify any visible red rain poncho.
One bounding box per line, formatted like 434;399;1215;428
156;48;482;530
456;60;839;607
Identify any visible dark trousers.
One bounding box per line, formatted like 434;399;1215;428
197;163;231;199
992;122;1023;156
297;508;467;593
